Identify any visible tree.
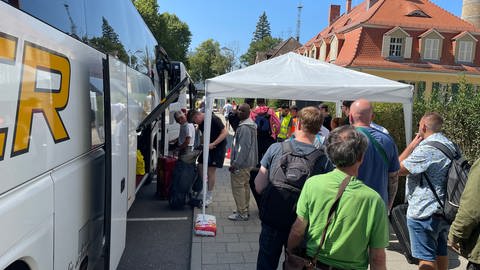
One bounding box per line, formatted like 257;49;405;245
188;39;231;82
133;0;191;63
157;13;192;64
89;17;128;64
240;36;283;66
253;12;272;42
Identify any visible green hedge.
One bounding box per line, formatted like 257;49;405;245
373;76;480;162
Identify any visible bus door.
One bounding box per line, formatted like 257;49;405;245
104;56;128;269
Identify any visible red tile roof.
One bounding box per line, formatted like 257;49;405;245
301;0;480;75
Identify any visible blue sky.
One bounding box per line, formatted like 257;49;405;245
158;1;462;57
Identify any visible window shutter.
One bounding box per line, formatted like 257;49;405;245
404;37;413;59
382;35;391;57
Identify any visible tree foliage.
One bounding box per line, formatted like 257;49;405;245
89;17;128;63
371;76;480;162
133;0;191;63
253;12;271;42
188;39;231;82
240;36;283;66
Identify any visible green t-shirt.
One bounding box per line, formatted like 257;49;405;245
296;169;389;270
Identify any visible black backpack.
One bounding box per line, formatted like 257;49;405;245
423;141;471;223
259;141;327;231
255;112;271;137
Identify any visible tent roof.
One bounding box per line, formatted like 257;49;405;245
205;52;413;104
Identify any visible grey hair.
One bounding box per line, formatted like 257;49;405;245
173;111;184;121
327;126;368;167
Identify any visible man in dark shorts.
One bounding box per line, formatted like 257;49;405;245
190;110;228;205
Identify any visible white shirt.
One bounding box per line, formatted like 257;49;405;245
178;123;195;147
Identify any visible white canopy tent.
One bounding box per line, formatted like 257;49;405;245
199;52;413;215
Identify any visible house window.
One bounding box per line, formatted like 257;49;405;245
424;38;440;60
458;40;474;62
389;37;403;57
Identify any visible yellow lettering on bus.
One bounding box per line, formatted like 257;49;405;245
11;42;71;157
0;128;6;161
0;32;17;63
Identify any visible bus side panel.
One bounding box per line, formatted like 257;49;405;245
0;1;102;198
0;175;54;269
107;57;128;270
51;148;105;270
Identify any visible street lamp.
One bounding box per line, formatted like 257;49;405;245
222;47;236;72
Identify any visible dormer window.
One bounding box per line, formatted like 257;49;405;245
424;39;440;60
419;29;444;61
389;37;403;57
453;31;477;63
382;27;412;59
408;10;429;18
458;41;474;62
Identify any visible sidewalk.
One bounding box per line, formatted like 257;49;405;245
190;165;468;270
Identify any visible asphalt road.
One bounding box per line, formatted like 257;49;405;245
118;176;193;270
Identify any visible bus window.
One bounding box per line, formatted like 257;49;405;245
16;0;86;39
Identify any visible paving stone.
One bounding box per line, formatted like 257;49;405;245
202;264;230;270
229;263;257;270
216;252;245;264
223;225;245;234
242;251;258;263
227;242;252;252
201;252;218;264
202;242;227;253
238;232;259;242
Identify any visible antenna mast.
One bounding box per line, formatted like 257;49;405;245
296;1;303;42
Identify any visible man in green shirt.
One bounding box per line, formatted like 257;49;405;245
449;158;480;270
287;125;389;270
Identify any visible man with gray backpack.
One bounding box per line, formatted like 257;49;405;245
399;112;469;270
254;106;334;270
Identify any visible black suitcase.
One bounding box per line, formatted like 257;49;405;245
169;160;196;209
390;204;419;265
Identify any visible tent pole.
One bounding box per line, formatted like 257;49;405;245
202;96;214;216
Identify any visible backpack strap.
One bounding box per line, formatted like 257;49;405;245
312;175;352;263
422;173;445;209
356;127;389;167
424;141;457;160
281;140;324;174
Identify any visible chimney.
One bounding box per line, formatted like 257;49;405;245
367;0;379;10
462;0;480;28
329;5;341;26
346;0;352;14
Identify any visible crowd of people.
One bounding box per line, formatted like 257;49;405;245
171;98;479;270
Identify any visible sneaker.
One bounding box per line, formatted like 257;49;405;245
204;197;212;206
228;213;249;221
232;210;250;218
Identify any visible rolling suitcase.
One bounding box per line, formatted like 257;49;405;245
157;156;177;199
169;160;197;209
390;204;419;265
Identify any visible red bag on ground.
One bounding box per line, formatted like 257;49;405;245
157;156;177;199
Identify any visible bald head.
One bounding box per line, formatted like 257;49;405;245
237;103;251;121
350;99;373;126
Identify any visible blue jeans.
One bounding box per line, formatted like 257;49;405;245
257;223;289;270
407;215;450;261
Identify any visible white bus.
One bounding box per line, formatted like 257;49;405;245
0;0;191;269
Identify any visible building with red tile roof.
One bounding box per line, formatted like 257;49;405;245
299;0;480;94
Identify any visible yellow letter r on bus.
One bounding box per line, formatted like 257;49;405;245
11;42;71;157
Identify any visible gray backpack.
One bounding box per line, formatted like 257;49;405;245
423;141;471;223
259;141;327;231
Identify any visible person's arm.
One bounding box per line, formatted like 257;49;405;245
398;134;423;176
254;166;269;194
369;248;386;270
287;217;308;252
210;127;228;149
178;136;191;150
387;171;399;210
